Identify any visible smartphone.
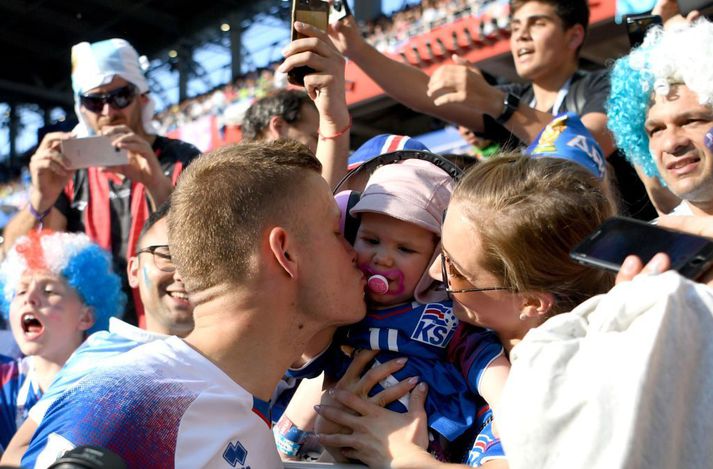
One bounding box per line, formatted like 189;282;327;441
288;0;329;87
679;0;713;15
570;216;713;280
60;136;128;170
625;14;662;48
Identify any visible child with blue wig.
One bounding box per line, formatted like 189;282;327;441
0;230;124;450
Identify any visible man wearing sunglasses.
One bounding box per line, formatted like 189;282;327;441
4;38;200;327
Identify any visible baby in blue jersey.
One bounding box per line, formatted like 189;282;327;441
328;157;508;462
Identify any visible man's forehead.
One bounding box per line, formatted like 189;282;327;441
647;85;711;120
142;218;169;246
512;2;558;22
84;75;131;95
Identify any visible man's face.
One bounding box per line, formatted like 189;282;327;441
510;2;575;81
284;104;319;154
128;218;194;337
79;75;145;134
296;172;366;326
645;85;713;206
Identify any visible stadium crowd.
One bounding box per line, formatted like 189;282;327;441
1;0;713;468
151;0;510;137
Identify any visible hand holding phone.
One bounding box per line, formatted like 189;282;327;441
289;0;330;86
570;216;713;281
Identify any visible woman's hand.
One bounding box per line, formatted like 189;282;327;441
315;350;418;459
316;382;433;468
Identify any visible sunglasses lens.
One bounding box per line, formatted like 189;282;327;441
80;96;105;113
111;87;135;109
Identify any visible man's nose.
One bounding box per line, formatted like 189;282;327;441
659;127;693;156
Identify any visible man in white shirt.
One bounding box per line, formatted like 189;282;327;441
22;140;367;468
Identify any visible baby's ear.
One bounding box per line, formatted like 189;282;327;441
78;306;95;332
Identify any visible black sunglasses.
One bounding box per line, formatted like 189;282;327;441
79;84;138;113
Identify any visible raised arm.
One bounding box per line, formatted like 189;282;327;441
3;132;71;250
328;15;486;132
280;21;351;189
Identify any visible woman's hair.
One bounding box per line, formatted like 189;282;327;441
453;155;615;316
0;230;125;333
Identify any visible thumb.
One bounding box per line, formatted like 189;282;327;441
451;54;470;66
407;382;428;416
687;10;702;22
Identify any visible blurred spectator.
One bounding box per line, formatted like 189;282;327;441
2;38;200;328
328;0;658;220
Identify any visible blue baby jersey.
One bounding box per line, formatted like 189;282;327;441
0;356;42;451
339;300;477;441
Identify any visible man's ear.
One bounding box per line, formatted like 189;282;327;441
567;24;585;51
268;227;298;279
127;256;140;289
519;291;555;320
267;115;287;140
78;306;95;332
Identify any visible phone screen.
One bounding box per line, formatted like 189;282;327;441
571;217;713;279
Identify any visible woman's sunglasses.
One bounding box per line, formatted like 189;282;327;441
79;84;138;113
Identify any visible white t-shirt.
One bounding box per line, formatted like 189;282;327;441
670;201;694;216
23;336;280;469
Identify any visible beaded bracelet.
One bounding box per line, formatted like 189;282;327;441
27;203;51;231
319;115;352;140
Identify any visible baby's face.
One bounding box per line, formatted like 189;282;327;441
354;212;437;307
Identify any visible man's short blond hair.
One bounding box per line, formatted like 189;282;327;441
168;140;322;293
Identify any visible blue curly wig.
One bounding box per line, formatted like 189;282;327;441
0;230;126;333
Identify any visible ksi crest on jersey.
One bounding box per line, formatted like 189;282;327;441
410;303;458;347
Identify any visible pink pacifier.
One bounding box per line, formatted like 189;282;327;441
367;274;389;294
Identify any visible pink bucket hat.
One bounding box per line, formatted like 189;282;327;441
350;159;454;303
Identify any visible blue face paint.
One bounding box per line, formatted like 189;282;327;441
704;127;713;152
141;265;152;290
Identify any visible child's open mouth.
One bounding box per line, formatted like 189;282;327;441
21;312;44;339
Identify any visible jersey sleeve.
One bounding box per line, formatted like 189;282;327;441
447;325;504;396
0;359;19;451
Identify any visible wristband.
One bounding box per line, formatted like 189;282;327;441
273;416;308;457
27;203;51;230
495;92;520;126
319;115;352;140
